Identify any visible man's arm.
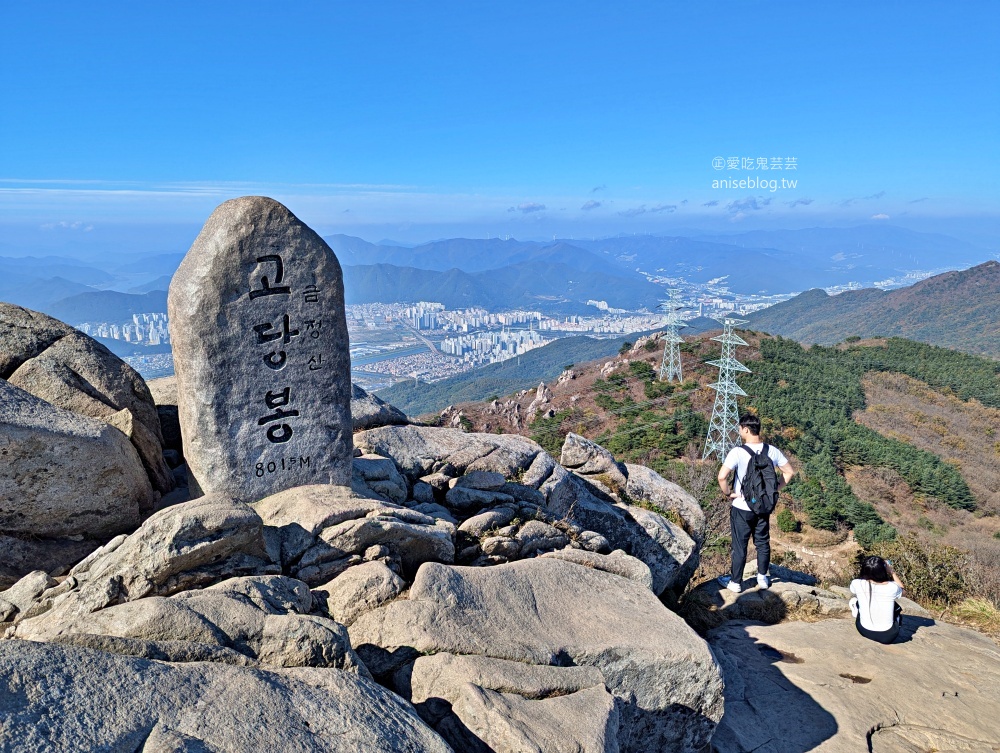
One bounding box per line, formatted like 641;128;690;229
776;461;795;492
718;465;737;499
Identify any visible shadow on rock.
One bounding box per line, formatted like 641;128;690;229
708;621;839;753
892;615;936;644
680;580;789;635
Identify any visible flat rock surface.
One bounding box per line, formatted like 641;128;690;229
0;640;451;752
454;683;618;753
708;617;1000;752
350;558;723;753
169;196;353;500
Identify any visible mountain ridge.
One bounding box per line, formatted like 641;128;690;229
747;260;1000;358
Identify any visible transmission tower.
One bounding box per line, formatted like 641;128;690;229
702;316;752;461
658;289;688;382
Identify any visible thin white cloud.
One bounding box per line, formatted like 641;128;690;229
727;196;771;212
509;202;546;214
839;190;886;207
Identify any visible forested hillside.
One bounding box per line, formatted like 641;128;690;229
448;331;1000;552
375;334;642;415
746;261;1000;358
742;337;991;541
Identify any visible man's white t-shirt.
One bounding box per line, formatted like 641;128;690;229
722;443;789;512
850;579;903;631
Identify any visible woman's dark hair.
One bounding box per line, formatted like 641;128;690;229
859;555;890;583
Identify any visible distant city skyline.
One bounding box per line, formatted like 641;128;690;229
1;2;997;255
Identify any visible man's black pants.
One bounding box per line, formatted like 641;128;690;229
730;505;770;584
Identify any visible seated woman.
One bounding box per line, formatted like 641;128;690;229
849;555;905;644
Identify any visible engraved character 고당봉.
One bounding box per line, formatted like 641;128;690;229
249;255;291;299
304;319;322;339
258;387;299;443
253;314;300;344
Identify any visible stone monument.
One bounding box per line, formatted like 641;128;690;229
168;197;353;500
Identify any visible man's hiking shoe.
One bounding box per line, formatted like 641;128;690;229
718;575;742;593
757;573;771;589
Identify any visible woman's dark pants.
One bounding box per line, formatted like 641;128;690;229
855;603;903;644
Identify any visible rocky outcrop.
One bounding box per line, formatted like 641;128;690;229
352;382;409;430
540;548;654;590
543;465;696;594
353;453;409;504
0;640;451;751
0;379;154;539
560;432;629;491
0;302;76;376
0;534;103;587
251;484;455;585
454;683;618;753
7;495;272;634
623;462;706;542
406;653;617;751
354;425;700;594
349;558;724;753
1;303;173;496
355;425;545;481
20;574;367;673
525;381;553;422
0;201;742;752
312;560;407;627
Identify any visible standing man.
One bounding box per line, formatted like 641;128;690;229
716;413;795;592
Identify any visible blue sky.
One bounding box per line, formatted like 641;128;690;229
1;1;998;249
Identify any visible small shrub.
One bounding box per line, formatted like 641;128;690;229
643;379;675;400
951;598;1000;635
776;508;800;533
619;341;633;355
845;335;862;343
643;339;659;352
564;363;574;370
628;360;656;381
773;549;800;567
870;534;966;606
530;410;570;455
853;521;897;549
594;394;618;411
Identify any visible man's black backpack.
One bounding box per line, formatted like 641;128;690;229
738;444;779;516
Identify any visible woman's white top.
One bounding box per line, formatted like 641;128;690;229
850;579;903;631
